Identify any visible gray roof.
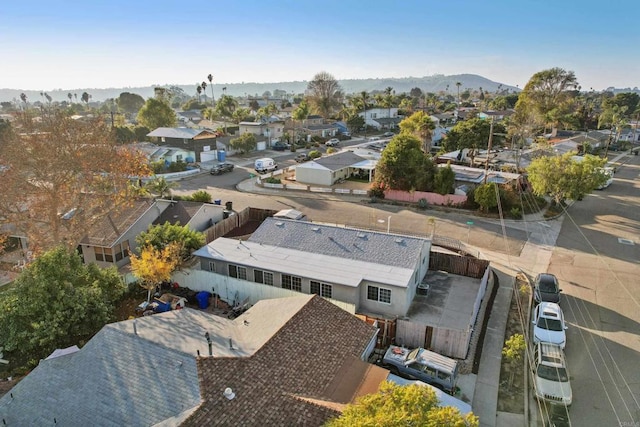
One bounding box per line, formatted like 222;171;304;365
147;127;215;139
0;323;201;426
154;200;207;227
248;217;429;270
306;123;339;131
313;151;367;171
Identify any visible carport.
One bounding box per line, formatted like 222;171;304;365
350;159;377;182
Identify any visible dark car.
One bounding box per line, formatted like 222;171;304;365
534;273;562;304
272;141;289;151
210;163;234;175
382;131;395;137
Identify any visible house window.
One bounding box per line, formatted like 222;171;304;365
311;281;332;298
104;247;113;263
208;261;216;272
176;154;183;162
229;265;247;280
254;270;274;286
367;286;391;304
282;274;302;292
114;240;130;262
95;247;104;262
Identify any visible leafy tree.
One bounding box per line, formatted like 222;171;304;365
215;94;238;133
145;176;178;199
502;333;526;390
325;381;478;427
136;221;205;262
292;100;310;143
232;107;253;123
346;113;365;134
137;98;177;129
434;164;456;195
441;117;506;153
399;111;436;152
409;87;423;99
514;67;578;133
307;71;343;118
133;125;151;142
130;242;181;302
116;92;145;115
81;91;90;104
376;133;428;191
0;112;150;253
114;125;136;144
230;132;256;153
182;98;208;111
603;92;639;114
527;152;607;205
474;183;498;212
0;246;125;362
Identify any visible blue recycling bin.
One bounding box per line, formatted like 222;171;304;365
196;291;212;309
217;150;226;162
214;199;221;205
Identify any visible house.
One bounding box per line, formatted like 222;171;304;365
478;110;514;121
147;127;217;162
126;142;196;164
177;110;203;125
153;200;227;232
238;121;286;146
195;218;431;319
358;107;401;130
295;151;374;185
79;198;173;268
0;295;384;427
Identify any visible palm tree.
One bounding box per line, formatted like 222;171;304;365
383;86;394;129
196;84;203;104
67;92;73;104
145;176;178;199
359;91;369;137
74;93;78;102
456;82;462;105
292;101;310;146
207;73;214;106
201;81;207;104
81;92;90;105
19;92;27;110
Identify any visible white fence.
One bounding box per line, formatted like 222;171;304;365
140;168;201;183
172;269;355;314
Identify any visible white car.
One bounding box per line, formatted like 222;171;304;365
532;302;567;349
534;342;572;406
325;138;340;147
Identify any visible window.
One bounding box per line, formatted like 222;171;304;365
95;247;104;262
254;270;274;286
229;265;247;280
104;247;113;263
176;154;183;162
310;281;332;298
208;261;216;273
367;286;391;304
282;275;302;292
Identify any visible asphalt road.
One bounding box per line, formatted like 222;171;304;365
542;154;640;426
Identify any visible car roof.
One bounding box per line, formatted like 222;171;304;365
538;302;562;318
536;273;558;284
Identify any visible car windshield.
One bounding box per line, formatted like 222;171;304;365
537;317;563;331
407;348;420;361
537;365;569;382
539;277;558;293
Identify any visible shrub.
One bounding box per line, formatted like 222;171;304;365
264;177;281;184
167;160;188;172
509;206;522;219
368;181;386;199
326;147;337;154
308;150;322;159
150;161;165;174
190;190;212;203
417;198;428;210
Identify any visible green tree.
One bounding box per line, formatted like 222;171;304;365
137;98;177;129
116;92;145;115
346;113;365;134
325;381;478;427
215;94;238;134
376;133;428;191
514;67;578;133
133;125;151;142
136;221;205;262
399;111;436;152
434;164;456;195
0;246;125;363
292;100;310;143
114;125;136;144
307;71;343;118
230;133;256;154
502;333;526;390
232;107;253;123
130;242;181;303
441;117;506;153
182;98;208;111
603;92;640;114
474;183;499;212
81;91;90;104
527;152;607;205
145;176;178;199
190;190;212;203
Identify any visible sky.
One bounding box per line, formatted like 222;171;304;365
2;0;639;92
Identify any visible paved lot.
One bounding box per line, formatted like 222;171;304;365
543;154;640;426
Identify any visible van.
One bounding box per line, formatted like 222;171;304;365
382;346;459;394
254;158;278;174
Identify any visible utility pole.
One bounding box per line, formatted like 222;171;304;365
483;117;495;184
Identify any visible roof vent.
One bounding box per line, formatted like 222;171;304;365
311;227;320;232
275;221;284;227
224;387;236;400
357;233;366;238
395;238;404;243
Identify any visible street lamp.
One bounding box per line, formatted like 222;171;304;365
377;215;392;233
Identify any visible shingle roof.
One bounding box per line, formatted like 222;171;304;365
81;198;157;247
248;217;429;270
313;151;367;171
183;295;379;427
0;325;201;427
154;200;206;227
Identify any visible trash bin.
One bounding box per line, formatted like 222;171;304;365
225;201;233;211
195;291;212;309
214;199;221;205
217;150;226;162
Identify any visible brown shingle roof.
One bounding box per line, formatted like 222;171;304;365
183;296;378;427
81;198;155;247
153;200;203;227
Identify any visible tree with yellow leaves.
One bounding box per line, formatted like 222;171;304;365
129;242;181;302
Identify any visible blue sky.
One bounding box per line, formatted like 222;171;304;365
2;0;639;92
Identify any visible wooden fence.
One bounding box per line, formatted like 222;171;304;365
356;314;396;349
429;251;489;279
203;207;277;244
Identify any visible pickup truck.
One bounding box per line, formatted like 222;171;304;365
295;153;311;163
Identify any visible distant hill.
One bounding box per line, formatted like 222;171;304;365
0;74;520;103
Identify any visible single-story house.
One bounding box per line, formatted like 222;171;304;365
359;108;400;130
0;295;384;426
147;127;217;162
295;151;373;185
238;121;286;145
478;110;514;121
153;200;227;232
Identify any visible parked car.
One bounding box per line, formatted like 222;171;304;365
325;138;340;147
533;342;572;407
272;141;290;151
295;153;311;163
532;302;567;349
382;131;395;137
534;273;562;304
210;163;234;175
381;346;459;394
